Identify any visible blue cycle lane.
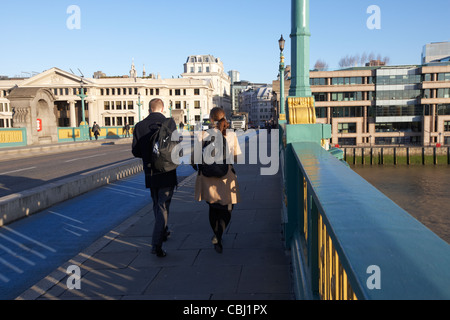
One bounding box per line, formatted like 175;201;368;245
0;164;195;300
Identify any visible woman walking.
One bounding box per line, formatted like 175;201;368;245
193;107;241;253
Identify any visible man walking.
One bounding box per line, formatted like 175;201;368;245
92;122;101;140
132;99;178;257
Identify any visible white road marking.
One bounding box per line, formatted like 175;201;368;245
2;226;56;253
0;233;46;259
64;153;107;163
0;257;23;274
0;273;10;283
109;183;147;193
0;243;35;266
105;187;140;197
64;228;82;237
0;167;36;176
63;223;89;232
49;211;83;224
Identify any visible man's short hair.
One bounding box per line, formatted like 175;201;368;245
149;98;164;112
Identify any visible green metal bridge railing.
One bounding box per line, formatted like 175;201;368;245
280;127;450;300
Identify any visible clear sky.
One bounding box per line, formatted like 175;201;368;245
0;0;449;84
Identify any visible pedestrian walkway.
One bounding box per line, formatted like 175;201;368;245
17;162;294;300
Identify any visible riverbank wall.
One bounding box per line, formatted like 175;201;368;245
342;146;450;165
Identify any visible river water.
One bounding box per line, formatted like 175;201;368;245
351;165;450;244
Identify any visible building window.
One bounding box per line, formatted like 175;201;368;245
156;89;160;95
313;93;327;101
175;89;181;96
190;67;194;73
105;117;111;126
437;104;450;115
116;101;122;110
194;89;200;95
375;122;422;133
198;67;202;73
175;101;181;109
310;78;327;86
437;73;450;81
338;138;356;146
206;67;210;73
128;101;134;110
194;101;200;109
195;115;200;122
316;107;327;118
331;92;363;101
104;101;110;110
437;88;450;99
128;117;135;126
444;121;450;132
332;106;362;118
338;123;357;134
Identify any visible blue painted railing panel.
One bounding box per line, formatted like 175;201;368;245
287;141;450;299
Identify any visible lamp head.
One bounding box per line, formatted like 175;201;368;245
278;35;285;52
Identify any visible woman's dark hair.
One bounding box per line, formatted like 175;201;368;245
210;107;229;136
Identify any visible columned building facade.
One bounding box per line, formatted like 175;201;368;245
181;55;231;117
0;67;215;143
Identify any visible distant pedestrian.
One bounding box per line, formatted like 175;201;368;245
179;122;184;132
191;107;241;253
124;122;131;138
132;98;178;258
92;122;101;140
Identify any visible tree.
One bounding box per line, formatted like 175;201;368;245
338;52;390;68
314;59;329;71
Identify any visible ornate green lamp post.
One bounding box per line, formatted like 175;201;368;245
279;34;286;125
76;79;89;140
137;93;142;122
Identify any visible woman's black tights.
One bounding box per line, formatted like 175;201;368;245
208;203;232;243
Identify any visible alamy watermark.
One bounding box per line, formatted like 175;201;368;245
66;5;81;30
66;265;81;290
171;129;279;176
366;265;381;290
366;5;381;30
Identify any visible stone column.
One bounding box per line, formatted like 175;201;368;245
87;99;95;126
68;100;76;127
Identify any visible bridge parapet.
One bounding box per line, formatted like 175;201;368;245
281;136;450;300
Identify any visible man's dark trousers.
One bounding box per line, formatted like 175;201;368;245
150;186;174;249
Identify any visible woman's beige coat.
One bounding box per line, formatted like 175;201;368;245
193;130;241;206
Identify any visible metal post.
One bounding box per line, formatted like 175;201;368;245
76;85;88;140
137;93;142;122
279;35;287;125
289;0;312;98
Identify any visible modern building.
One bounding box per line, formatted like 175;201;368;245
272;62;450;146
0;62;216;144
181;55;232;116
240;85;274;128
422;42;450;64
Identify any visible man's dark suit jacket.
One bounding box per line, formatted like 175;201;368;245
132;112;178;189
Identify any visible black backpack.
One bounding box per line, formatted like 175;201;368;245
199;133;229;178
149;119;180;174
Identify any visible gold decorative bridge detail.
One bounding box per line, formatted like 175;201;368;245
287;96;316;124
